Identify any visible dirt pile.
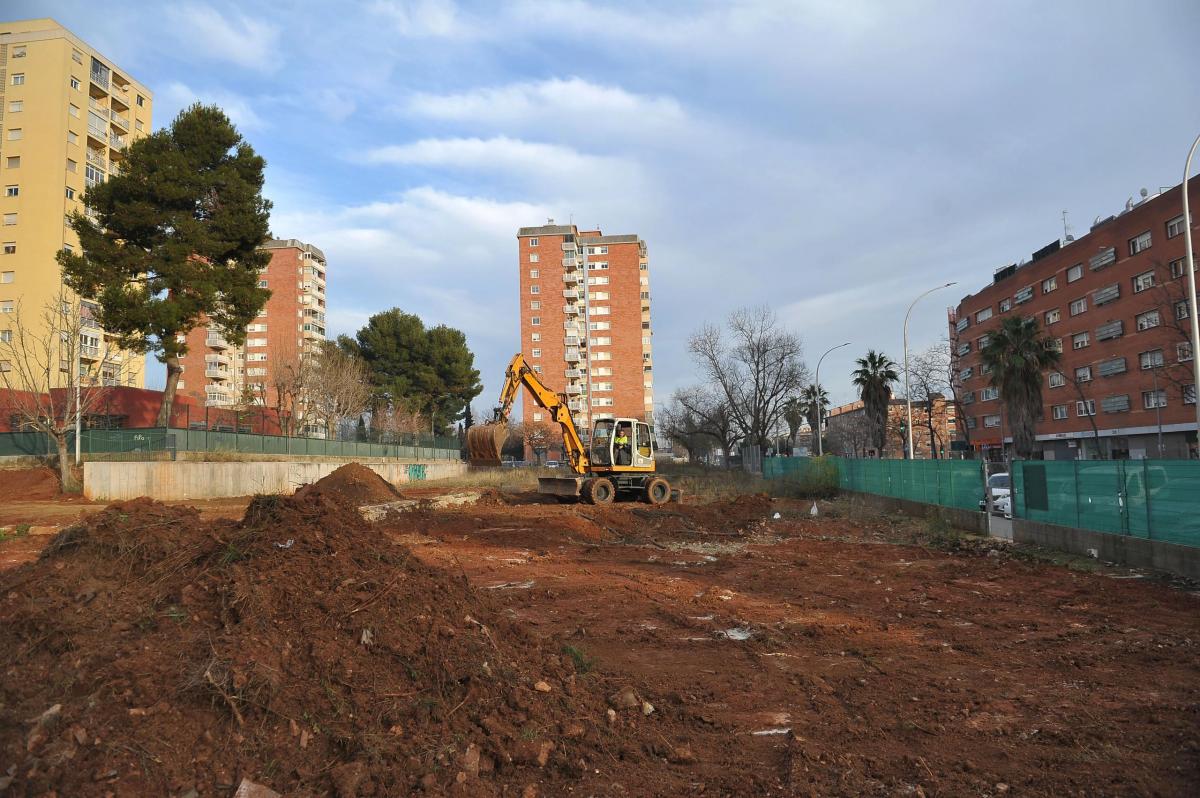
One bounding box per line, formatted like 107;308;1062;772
0;472;671;796
292;462;403;505
0;467;64;502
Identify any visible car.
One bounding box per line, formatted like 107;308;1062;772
980;472;1011;514
994;493;1012;519
543;460;562;469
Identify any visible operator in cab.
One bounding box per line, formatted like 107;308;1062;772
614;424;632;465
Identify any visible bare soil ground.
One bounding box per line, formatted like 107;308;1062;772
1;467;1197;797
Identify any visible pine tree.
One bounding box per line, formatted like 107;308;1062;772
58;104;272;426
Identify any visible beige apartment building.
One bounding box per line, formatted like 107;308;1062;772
516;222;654;461
177;239;328;429
0;18;153;388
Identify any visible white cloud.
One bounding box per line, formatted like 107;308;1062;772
161;82;267;132
368;0;466;37
165;4;281;72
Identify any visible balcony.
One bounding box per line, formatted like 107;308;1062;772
568;399;585;412
205;353;230;367
109;133;126;151
565;369;582;378
109;110;129;130
87;125;109;145
90;67;109;91
205;366;230;380
206;334;230;350
81;315;101;330
85;148;108;170
565;348;582;362
79;344;101;360
563;289;579;299
562;270;581;283
565;336;580;347
563;304;580;315
88;96;109;114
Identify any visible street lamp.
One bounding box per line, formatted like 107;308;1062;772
813;341;850;457
1181;133;1200;451
904;282;957;460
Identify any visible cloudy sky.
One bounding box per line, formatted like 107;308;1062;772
15;0;1200;411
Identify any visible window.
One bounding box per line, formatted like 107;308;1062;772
1186;385;1197;405
246;353;267;362
588;292;610;301
531;348;541;358
530;332;540;342
1136;309;1160;331
587;262;609;270
1098;357;1127;377
1132;271;1155;293
588;321;610;330
1129;231;1152;255
529;269;539;278
591;397;614;407
531;316;540;326
12;46;26;58
1167;214;1188;239
977;334;991;349
528;237;538;246
966;417;977;429
1143;390;1167;410
65;187;75;200
532;412;543;422
1;271;12;283
2;243;14;254
1094;283;1120;305
1014;286;1034;304
587;276;609;285
1047;337;1063;353
974;307;993;323
1095;320;1124;341
69;104;80;118
1048;372;1066;388
7;101;21;113
1;300;12;313
1077;399;1096;416
62;243;73;254
1072;332;1090;350
0;330;9;343
1052;405;1069;420
591;382;614;392
7;129;22;141
246;338;267;348
11;74;24;86
529;253;539;263
1139;349;1164;370
529;300;540;310
981;386;999;401
1075;366;1092;382
2;214;15;226
1042;276;1057;293
5;157;18;169
529;285;539;294
983;414;1001;428
67;159;77;173
1102;395;1130;414
4;186;17;197
1069;297;1087;316
1170;256;1194;279
956;341;971;356
70;76;81;90
67;131;78;145
1179;342;1194;362
589;337;611;346
999;298;1012;313
592;306;610;315
1067;264;1083;282
1177;300;1191;321
1045;308;1060;325
136;95;145;107
257;279;267;288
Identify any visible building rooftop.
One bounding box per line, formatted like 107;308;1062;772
517;225;577;237
263;238;326;260
579;234;640;245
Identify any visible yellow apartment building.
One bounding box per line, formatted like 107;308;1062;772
0;18;153;388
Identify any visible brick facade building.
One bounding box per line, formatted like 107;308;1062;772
825;397;956;459
177;239;327;432
516;222;654;461
950;178;1199;460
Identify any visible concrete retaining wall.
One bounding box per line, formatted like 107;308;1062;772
83;460;468;501
841;490;988;535
1012;517;1200;582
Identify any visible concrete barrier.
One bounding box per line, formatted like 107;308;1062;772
1012;517;1200;582
83;460;467;501
842;490;988;535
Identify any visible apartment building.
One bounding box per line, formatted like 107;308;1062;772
825;396;957;459
0;18;153;388
177;239;327;425
516;222;654;460
950;177;1199;460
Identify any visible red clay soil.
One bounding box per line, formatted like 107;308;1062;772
0;467;66;502
292;462;403;505
2;471;1198;797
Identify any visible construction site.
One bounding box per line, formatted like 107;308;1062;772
1;462;1197;797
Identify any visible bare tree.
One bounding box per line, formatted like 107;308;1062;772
910;344;952;458
688;306;808;451
660;391;717;464
825;411;872;458
523;418;557;464
664;386;739;467
0;295;115;490
370;400;427;443
307;342;371;439
264;342;312;436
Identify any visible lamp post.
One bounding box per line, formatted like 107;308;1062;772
1181;133;1200;451
813;341;850;457
904;282;956;460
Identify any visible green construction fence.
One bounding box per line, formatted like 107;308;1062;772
764;456;986;512
1011;459;1200;548
0;428;462;461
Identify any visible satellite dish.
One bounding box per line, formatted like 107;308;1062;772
1140;188;1149;198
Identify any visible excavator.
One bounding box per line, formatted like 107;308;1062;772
466;353;675;505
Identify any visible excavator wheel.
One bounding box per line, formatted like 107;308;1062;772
582;477;615;505
643;477;671;506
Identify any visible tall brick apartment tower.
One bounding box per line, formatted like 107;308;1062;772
177;238;327;430
516;222;654;461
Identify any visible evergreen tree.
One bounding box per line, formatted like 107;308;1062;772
58;104;272;426
980;316;1061;459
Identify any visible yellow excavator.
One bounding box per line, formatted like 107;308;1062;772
466;353;675;505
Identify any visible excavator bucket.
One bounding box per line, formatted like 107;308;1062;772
466;422;507;467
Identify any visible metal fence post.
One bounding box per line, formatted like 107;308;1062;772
1073;458;1081;529
1144;458;1153;540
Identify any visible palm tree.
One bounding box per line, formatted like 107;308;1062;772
799;384;830;453
852;350;899;457
782;396;805;454
980;316;1061;459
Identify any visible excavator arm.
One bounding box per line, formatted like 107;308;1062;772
466;353;590;473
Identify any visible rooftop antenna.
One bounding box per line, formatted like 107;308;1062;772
1062;210;1074;242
